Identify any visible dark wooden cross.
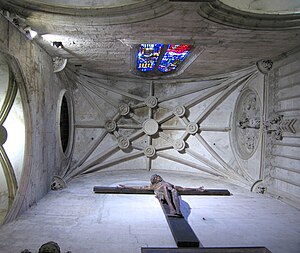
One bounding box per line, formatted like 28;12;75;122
93;186;272;253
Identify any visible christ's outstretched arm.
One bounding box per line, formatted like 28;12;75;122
174;185;205;192
118;184;152;190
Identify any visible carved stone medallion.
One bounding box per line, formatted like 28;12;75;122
173;105;186;117
173;139;186;151
233;89;261;159
145;96;158;108
118;103;130;116
186;122;198;135
118;136;130;149
144;145;156;158
143;119;159;136
105;120;117;133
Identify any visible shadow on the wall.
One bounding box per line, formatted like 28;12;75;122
180;197;191;220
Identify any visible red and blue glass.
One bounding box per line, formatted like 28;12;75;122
137;44;192;73
137;44;163;72
158;44;192;73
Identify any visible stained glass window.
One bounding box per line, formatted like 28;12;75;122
137;44;163;72
158;44;192;73
136;44;192;74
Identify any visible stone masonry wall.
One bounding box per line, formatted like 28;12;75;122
0;14;67;222
264;49;300;209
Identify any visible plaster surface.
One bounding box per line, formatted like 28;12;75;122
0;169;299;253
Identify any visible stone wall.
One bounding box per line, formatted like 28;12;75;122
0;14;67;223
264;49;300;209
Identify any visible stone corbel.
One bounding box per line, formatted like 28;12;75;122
53;57;67;73
51;175;67;190
251;180;267;194
256;59;273;74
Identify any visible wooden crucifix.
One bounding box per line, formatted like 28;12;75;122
93;174;271;253
94;174;229;247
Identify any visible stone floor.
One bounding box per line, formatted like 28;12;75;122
0;169;299;253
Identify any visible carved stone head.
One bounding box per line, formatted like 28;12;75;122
38;241;60;253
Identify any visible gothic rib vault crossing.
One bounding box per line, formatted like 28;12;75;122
60;66;258;186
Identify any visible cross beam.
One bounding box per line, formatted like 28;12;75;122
93;186;230;247
93;187;231;196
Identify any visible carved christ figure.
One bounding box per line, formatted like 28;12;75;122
118;174;204;217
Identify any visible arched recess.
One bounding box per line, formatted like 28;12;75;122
54;87;75;183
56;89;74;159
230;87;263;181
197;0;300;30
0;51;31;225
220;0;300;14
0;0;173;26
